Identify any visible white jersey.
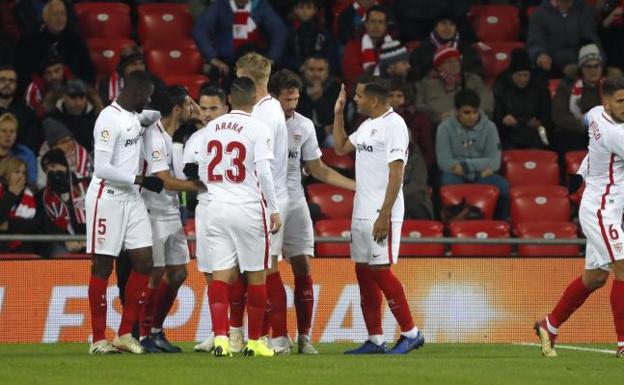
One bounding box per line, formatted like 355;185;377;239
88;101;143;201
349;108;409;221
183;128;210;205
140;121;180;218
582;106;624;211
286;112;322;202
252;96;288;200
197;110;274;205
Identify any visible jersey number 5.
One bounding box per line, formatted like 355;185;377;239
207;140;247;183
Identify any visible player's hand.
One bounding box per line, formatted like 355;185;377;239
142;176;164;193
372;212;390;243
334;84;347;115
536;54;552;71
183;163;200;181
269;213;281;234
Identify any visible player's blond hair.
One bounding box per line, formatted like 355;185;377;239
235;53;272;83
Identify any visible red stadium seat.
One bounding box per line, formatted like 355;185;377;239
87;38;136;77
565;150;587;175
502;150;560;187
146;47;204;76
306;183;354;219
469;5;521;42
510;185;570;226
439;184;500;220
516;222;580;256
320;148;355;173
137;3;193;44
162;75;209;99
476;42;526;80
0;254;40;260
448;220;512;256
75;2;131;38
400;220;445;256
315;219;351;257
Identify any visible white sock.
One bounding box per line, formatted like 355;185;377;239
369;335;385;346
401;327;420;339
151;327;162;334
546;317;559;335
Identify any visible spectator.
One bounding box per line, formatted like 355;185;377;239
493;48;552;150
297;54;341;146
378;39;411;80
25;53;72;118
596;0;624;76
14;0;95;88
387;77;435;171
193;0;287;75
0;113;37;186
436;89;509;220
0;65;42;153
283;0;337;72
337;0;377;44
36;148;87;256
0;156;38;254
48;79;99;150
415;46;494;126
342;5;395;88
408;10;483;82
527;0;602;77
551;43;604;156
37;117;91;189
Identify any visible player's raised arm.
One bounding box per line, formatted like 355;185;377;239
332;84;355;155
306;158;355;191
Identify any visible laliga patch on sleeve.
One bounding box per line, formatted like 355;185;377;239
99;129;110;144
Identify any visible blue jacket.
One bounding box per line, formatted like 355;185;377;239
11;144;37;186
192;0;287;64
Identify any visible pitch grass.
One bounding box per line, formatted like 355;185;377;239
0;343;621;385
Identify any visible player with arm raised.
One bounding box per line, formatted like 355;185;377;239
86;71;164;355
196;77;281;358
333;76;424;354
269;69;356;354
535;77;624;358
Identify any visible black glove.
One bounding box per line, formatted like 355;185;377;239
142;176;164;193
183;163;199;181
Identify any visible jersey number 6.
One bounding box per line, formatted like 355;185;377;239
207;140;247;183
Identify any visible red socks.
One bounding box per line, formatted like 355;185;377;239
549;276;595;328
247;284;267;340
371;269;415;333
139;286;156;337
208;280;230;336
152;281;179;331
266;272;288;337
294;275;314;336
229;276;247;328
88;275;108;342
118;271;149;336
355;264;383;336
611;280;624;345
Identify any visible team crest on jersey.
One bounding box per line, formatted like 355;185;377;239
100;130;110;144
293;134;302;144
152;150;162;161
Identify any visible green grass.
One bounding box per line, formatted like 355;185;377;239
0;343;621;385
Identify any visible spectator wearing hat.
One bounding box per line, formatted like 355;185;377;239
551;43;605;156
36;148;87;256
493;48;552;150
36;117;91;189
14;0;95;88
527;0;602;77
48;79;100;150
415;46;493;126
378;40;411;80
0;112;37;186
408;9;483;82
24;52;73;118
0;65;42;153
337;0;378;44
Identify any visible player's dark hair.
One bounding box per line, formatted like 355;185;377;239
268;69;303;96
366;5;387;21
123;70;153;93
229;76;256;107
363;77;389;102
602;77;624;96
150;85;187;117
454;89;481;109
199;84;226;104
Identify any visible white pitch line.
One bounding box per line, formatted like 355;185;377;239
515;342;616;355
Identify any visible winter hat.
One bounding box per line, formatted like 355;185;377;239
41;148;68;171
43;118;73;146
508;48;532;73
117;45;145;74
433;46;461;69
379;39;409;71
578;43;602;67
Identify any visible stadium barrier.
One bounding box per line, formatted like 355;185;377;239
1;235;614;345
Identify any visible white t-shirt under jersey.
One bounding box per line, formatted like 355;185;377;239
197;110;274;205
88;101;143;200
252;95;288;201
348;108;409;221
140;121;180;218
286;112;322;202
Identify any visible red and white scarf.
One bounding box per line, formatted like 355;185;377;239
42;179;88;234
0;184;36;250
569;77;603;121
231;0;259;50
361;34;393;73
